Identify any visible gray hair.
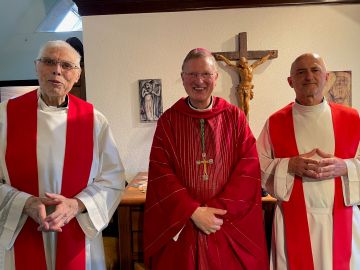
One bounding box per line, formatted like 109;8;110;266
37;40;81;66
181;48;217;71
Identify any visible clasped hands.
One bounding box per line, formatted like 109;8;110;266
288;148;347;179
191;206;227;235
24;192;85;233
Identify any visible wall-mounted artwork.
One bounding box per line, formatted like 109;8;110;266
323;71;351;107
139;79;163;122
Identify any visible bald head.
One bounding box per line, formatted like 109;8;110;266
287;53;329;106
290;53;327;76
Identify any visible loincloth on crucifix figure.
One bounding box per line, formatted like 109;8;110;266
238;80;254;117
215;51;275;116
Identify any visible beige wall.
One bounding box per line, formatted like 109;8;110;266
82;4;360;180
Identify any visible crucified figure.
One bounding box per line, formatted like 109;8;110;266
215;51;276;116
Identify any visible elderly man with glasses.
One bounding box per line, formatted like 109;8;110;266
144;48;268;269
0;40;125;270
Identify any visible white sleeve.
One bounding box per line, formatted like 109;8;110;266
0;183;32;249
75;115;125;239
257;119;295;201
342;143;360;206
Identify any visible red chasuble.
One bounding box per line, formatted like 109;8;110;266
269;102;360;270
6;90;94;270
144;97;269;270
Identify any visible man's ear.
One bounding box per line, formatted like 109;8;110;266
287;76;293;88
180;72;186;83
34;61;38;73
75;68;81;83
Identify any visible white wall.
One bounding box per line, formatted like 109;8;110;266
0;0;82;81
82;4;360;181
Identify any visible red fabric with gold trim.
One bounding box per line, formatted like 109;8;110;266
6;90;93;270
144;97;269;269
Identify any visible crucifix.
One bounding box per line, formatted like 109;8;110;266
196;153;213;180
213;32;278;116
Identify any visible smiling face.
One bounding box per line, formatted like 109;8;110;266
181;56;218;109
35;42;81;106
288;53;329;106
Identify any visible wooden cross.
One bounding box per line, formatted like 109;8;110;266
213;32;278;116
213;32;278;62
196;153;213;180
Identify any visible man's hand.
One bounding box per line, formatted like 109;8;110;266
23;196;50;231
315;149;347;179
38;193;85;232
288;149;319;178
191;206;227;235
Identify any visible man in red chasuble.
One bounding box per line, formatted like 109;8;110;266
0;40;125;270
257;53;360;270
144;48;268;269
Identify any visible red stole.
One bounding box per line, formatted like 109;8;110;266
269;102;360;270
6;90;94;270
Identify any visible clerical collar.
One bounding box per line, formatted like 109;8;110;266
187;97;213;111
57;96;69;108
295;97;324;106
40;94;68;108
293;98;327;113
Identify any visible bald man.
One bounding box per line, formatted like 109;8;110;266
257;53;360;269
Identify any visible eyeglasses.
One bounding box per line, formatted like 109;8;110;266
182;72;216;79
36;58;79;70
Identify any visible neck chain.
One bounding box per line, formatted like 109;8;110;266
200;119;206;153
196;119;213;180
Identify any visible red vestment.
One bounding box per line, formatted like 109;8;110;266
269;102;360;270
6;90;93;270
144;97;268;270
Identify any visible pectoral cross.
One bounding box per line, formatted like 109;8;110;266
196;152;213;180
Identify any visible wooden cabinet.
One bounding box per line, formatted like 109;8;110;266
118;205;144;269
118;172;276;270
118;172;147;270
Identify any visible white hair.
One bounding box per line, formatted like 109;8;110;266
37;40;81;66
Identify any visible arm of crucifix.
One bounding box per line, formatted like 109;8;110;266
251;51;276;69
214;54;236;68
